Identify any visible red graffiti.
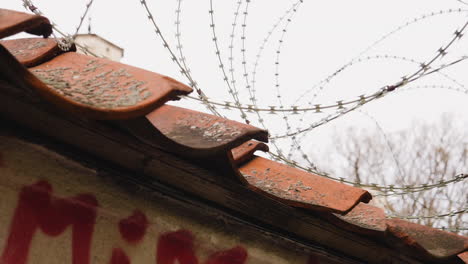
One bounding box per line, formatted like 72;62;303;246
111;210;148;263
157;230;198;264
1;181;251;264
205;246;247;264
110;248;131;264
119;210;148;243
0;180;98;264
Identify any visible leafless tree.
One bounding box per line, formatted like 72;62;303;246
317;114;467;235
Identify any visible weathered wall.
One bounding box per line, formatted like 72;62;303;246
0;135;345;264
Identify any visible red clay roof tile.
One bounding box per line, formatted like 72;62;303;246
0;8;52;39
459;252;468;263
27;52;192;119
231;140;269;166
118;105;267;182
386;219;468;260
239;156;372;214
146;105;268;151
0;43;48;95
0;38;69;67
326;203;387;236
1;43;192;119
1;8;467;263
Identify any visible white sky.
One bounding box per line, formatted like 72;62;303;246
4;0;468;159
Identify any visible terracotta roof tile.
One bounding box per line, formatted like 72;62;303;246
0;45;192;119
0;43;47;95
121;105;268;182
231;140;269;166
1;8;467;263
30;52;192;119
0;8;52;39
146;105;268;150
239;156;372;214
325;203;387;236
0;38;69;67
386;219;468;260
119;105;268;158
459;252;468;263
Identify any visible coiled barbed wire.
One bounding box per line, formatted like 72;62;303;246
184;51;468;114
138;0;222;118
22;0;97;53
207;0;250;123
16;1;468;231
285;53;468;167
192;9;468;114
388;208;468;220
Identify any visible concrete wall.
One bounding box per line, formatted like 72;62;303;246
0;135;349;264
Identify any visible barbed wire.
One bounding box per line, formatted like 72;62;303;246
184;50;466;113
270;54;468;140
388;208;468;220
208;0;249;123
292;8;468;106
184;50;468;115
281;9;468;176
438;226;468;232
71;0;94;39
21;0;101;56
284;53;468;162
228;0;250;123
357;110;406;181
396;83;468;95
15;1;468;232
269;1;321;170
138;0;222;118
271;150;467;194
246;1;303;108
285;82;468;196
271;56;468;193
187;9;468;114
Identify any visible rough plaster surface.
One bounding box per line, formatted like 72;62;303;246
0;135;341;264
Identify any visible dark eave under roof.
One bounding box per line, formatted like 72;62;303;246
0;8;467;264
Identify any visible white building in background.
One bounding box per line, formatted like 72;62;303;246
74;34;124;62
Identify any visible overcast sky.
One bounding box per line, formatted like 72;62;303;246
4;0;468;158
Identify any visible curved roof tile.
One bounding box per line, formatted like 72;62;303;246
29;52;192;119
147;105;268;150
459;252;468;263
120;105;268;182
386;219;468;261
326;203;387;236
0;8;52;39
0;8;467;263
239;156;372;214
1;38;69;67
231;140;269;166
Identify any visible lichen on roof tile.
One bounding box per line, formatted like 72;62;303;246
1;38;68;67
386;219;468;259
239;156;372;214
146;105;268;150
328;203;387;236
28;52;192;119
